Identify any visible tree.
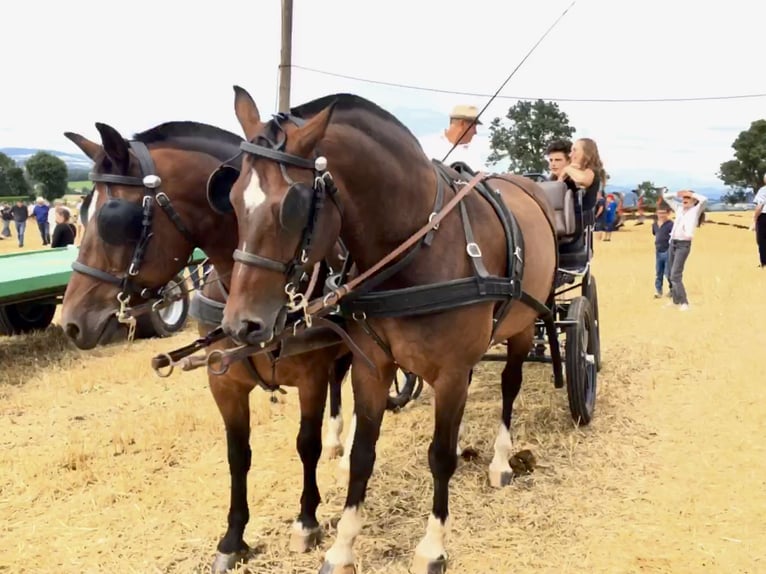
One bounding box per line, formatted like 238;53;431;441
24;151;69;201
717;119;766;192
4;167;31;197
487;99;576;174
721;189;750;204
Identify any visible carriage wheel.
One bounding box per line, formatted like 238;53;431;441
135;275;191;339
386;369;424;412
0;300;57;336
564;296;597;425
582;274;601;371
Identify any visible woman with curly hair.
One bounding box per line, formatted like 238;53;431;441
558;137;606;210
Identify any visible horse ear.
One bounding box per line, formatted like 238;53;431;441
64;132;102;161
95;122;130;173
233;85;262;140
290;101;337;157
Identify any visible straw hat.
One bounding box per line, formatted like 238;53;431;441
449;104;483;125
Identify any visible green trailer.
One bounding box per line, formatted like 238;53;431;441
0;245;206;337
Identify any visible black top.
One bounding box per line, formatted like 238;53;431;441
10;205;28;222
652;220;673;253
51;223;76;248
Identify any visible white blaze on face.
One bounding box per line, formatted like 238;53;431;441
243;168;266;212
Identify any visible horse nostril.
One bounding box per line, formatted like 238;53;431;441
64;323;80;340
243;319;265;335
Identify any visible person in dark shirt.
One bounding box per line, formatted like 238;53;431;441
50;206;76;248
652;206;673;298
10;200;28;247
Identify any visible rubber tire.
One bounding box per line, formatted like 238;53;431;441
564;296;597;426
386;369;424;412
0;301;57;336
582;274;602;371
134;276;191;339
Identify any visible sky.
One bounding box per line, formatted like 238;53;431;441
0;0;763;190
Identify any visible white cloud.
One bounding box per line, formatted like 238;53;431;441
0;0;763;190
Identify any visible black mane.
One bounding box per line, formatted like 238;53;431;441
133;121;243;148
288;93;422;148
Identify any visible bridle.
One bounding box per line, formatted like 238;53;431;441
232;113;343;321
72;140;197;337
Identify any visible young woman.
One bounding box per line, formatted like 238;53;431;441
50;206;76;248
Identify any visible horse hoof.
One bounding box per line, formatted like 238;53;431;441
489;468;514;488
410;553;448;574
318;560;357;574
210;548;249;573
325;444;344;460
290;525;323;553
459;446;479;461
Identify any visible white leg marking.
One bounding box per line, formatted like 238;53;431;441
324;414;344;457
455;420;465;456
243;168;266;212
414;513;450;561
489;422;513;477
338;414;356;471
324;506;363;566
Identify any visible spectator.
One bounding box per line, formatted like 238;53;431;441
10;200;28;247
1;202;12;239
752;173;766;268
603;194;618;241
662;189;708;310
594;191;606;240
50;206;76;248
652;206;673;298
32;197;51;245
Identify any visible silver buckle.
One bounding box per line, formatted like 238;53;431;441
466;242;482;258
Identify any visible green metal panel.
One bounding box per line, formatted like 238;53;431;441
0;246;207;304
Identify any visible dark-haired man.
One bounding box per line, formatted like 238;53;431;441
545;139;572;181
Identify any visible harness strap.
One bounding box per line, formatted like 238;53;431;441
155;192;196;246
233;249;287;273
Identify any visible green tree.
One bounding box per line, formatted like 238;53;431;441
4;167;31;197
487;99;576;174
0;152;15;196
24;152;69;201
634;180;666;205
717;119;766;192
720;189;750;204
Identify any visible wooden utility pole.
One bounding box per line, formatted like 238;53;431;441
278;0;293;113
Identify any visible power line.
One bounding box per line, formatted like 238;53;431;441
291;64;766;103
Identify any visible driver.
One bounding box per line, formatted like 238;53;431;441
420;104;485;170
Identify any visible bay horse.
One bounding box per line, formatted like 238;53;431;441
59;120;354;573
216;87;558;574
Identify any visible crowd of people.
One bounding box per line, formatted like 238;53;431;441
0;197;79;249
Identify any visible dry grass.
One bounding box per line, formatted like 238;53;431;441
1;213;764;574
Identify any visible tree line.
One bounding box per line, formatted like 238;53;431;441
486;100;766;205
0;151;77;201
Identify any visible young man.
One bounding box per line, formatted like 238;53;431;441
10;199;28;248
652;207;673;297
752;173;766;268
545;139;573;181
662;189;708;310
420;104;485;170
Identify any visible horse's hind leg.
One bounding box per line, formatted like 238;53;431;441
489;326;533;488
412;370;471;574
290;367;331;553
324;353;352;460
209;376;254;573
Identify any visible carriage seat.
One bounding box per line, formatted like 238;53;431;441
537;181;576;239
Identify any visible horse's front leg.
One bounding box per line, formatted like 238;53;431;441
290;362;331;552
412;369;470;574
319;357;393;574
209;372;254;574
324;353;352;460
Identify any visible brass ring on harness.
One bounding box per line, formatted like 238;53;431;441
207;349;229;376
153;354;175;378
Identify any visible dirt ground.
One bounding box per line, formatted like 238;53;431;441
1;212;764;574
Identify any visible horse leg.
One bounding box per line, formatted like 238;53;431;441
320;360;392;574
411;370;470;574
337;412;355;477
290;370;331;553
209;377;254;574
324;353;352;460
489;327;533;488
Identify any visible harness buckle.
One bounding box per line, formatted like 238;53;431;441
155;192;169;206
466;242;482;258
115;291;137;343
513;246;523;263
428;212;440;230
142;175;162;189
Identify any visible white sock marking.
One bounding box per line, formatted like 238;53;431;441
489;422;513;476
243;168;265;212
414;513;450;561
456;420;465;456
324;414;343;449
338;414;356;471
324;506;363;566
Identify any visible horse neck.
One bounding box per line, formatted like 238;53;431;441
323;132;436;271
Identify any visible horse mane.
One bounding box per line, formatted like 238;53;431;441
288;93;423;149
132;121;244;148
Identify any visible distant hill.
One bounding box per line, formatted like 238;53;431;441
0;147;93;171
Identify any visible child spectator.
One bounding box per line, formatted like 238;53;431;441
603;194;618;241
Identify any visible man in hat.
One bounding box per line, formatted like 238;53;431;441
661;189;708;310
752;173;766;268
420;104;486;171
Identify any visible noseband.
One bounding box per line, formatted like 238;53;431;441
72;140;197;330
232;113;343;314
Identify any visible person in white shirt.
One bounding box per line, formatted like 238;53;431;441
661;189;708;310
419;104;485;171
751;173;766;268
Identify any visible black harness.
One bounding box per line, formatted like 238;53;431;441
72;140;197;332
